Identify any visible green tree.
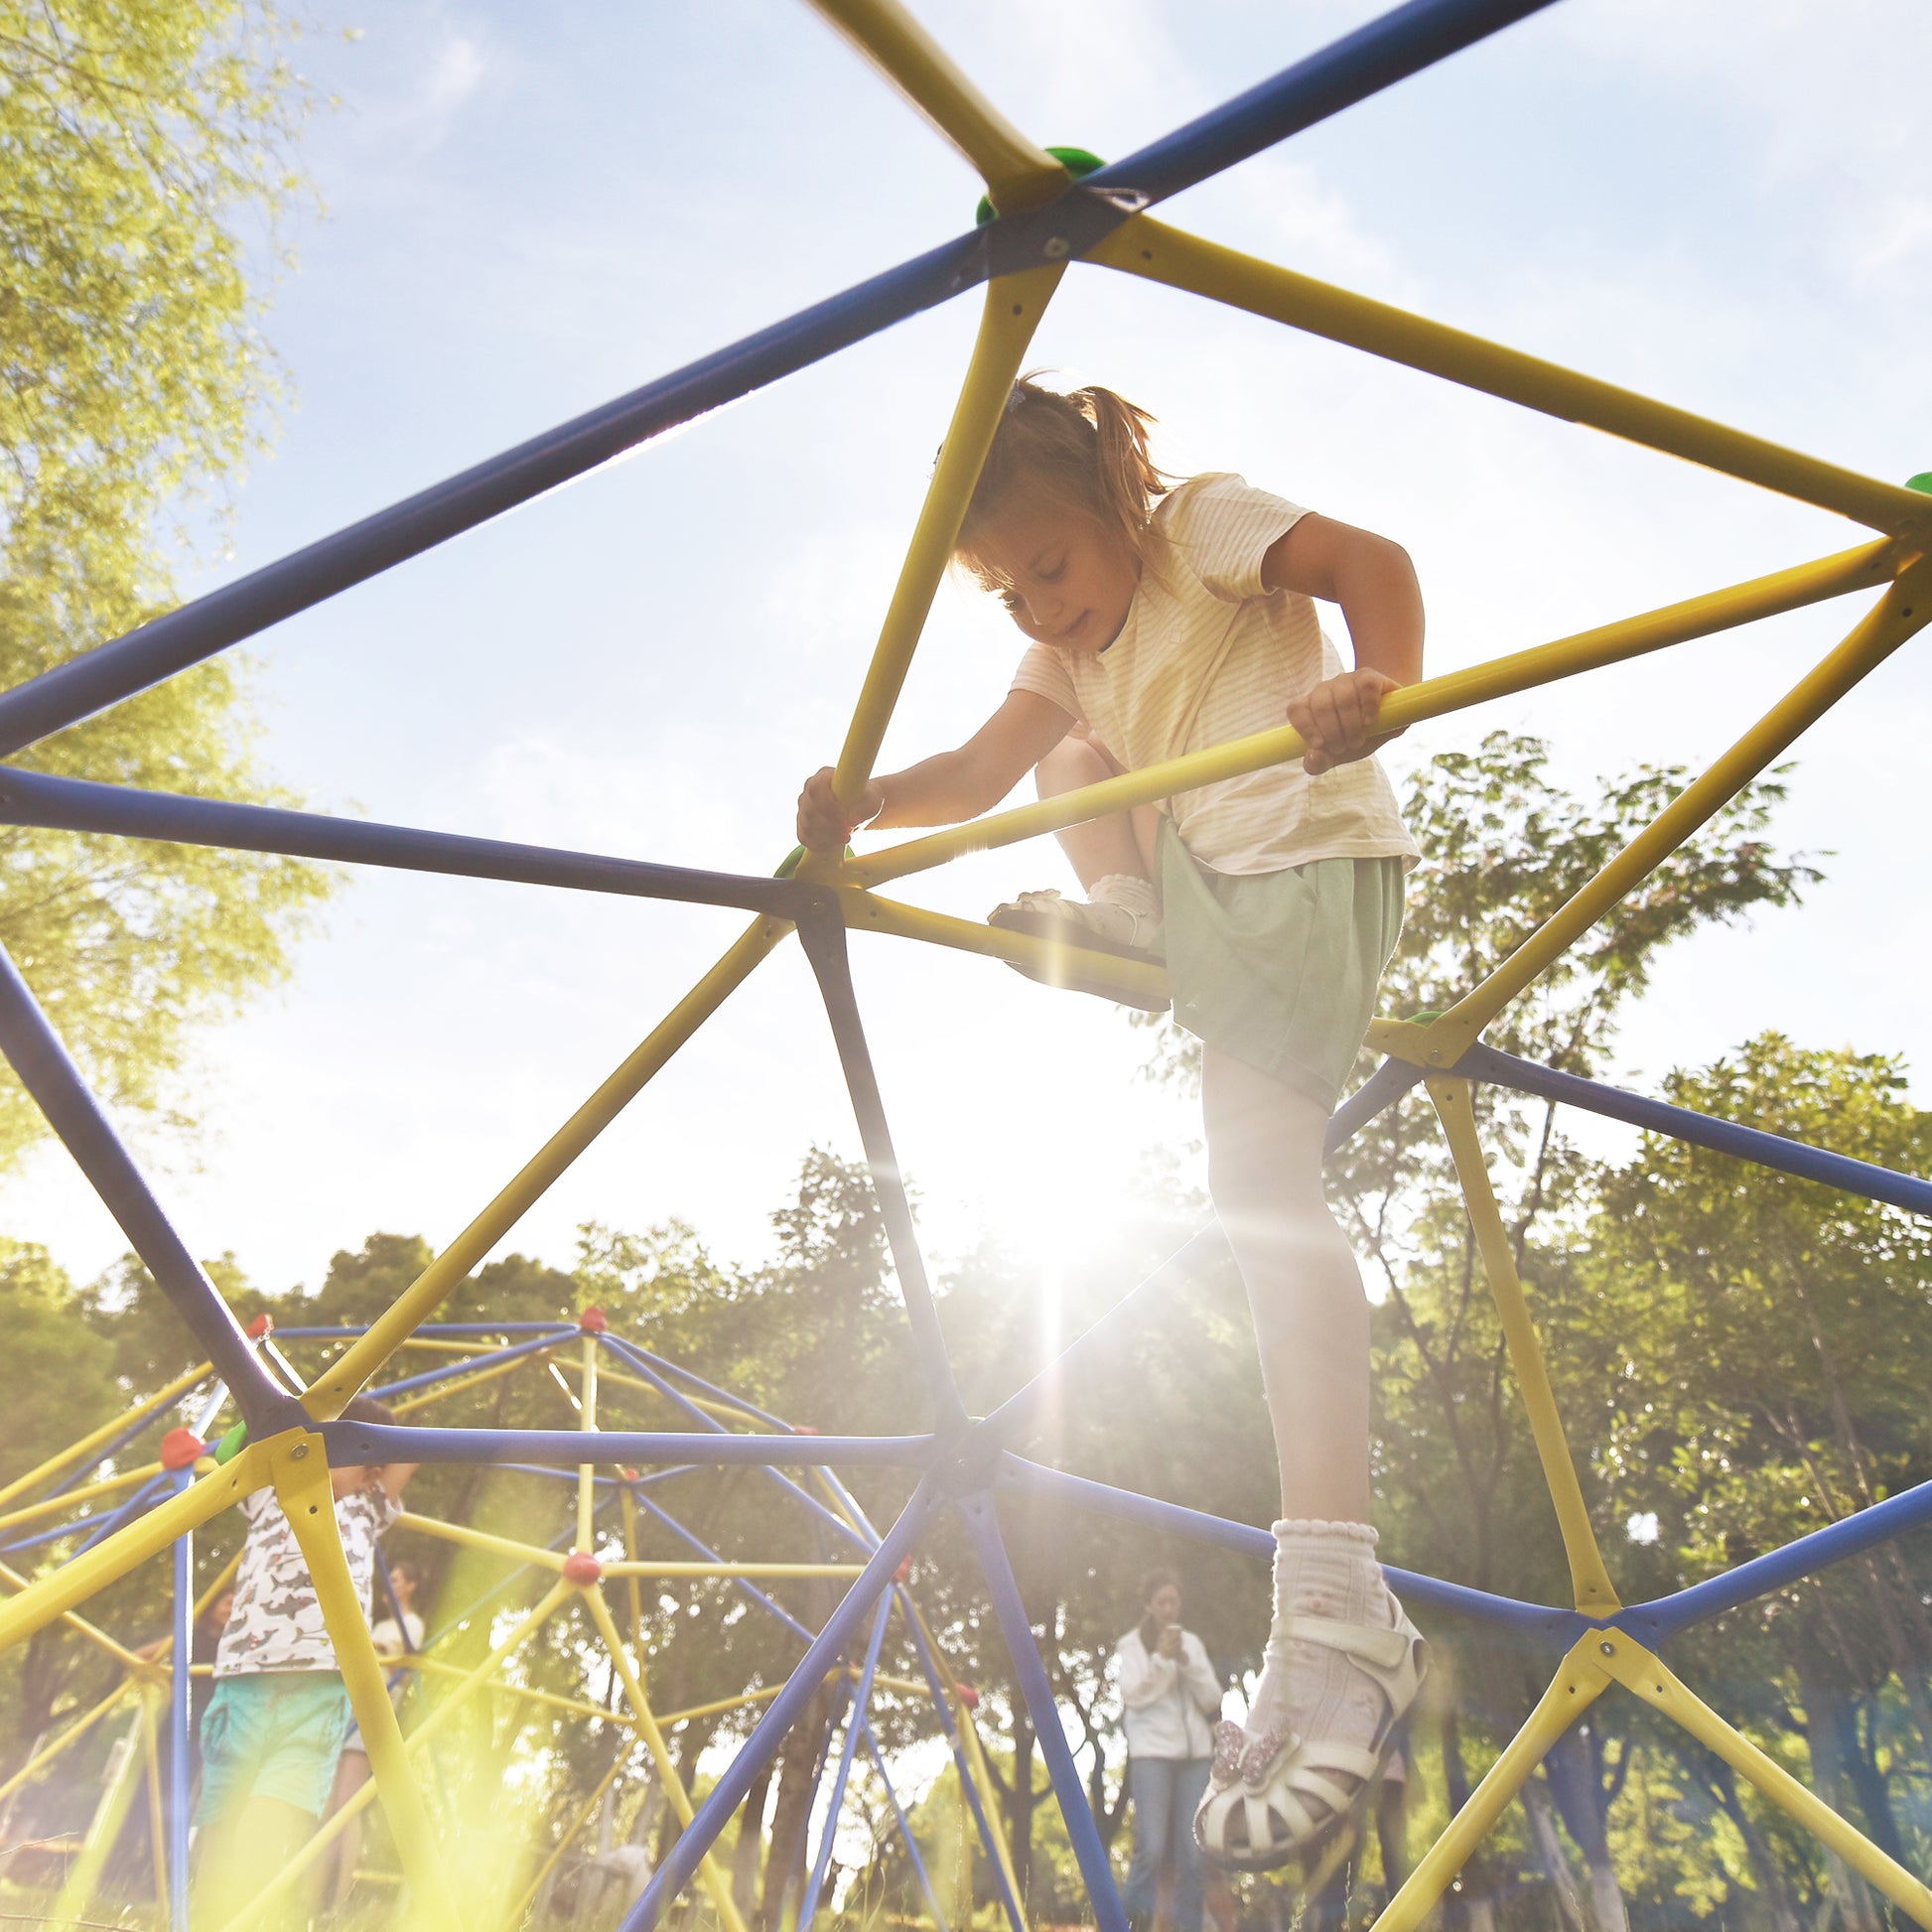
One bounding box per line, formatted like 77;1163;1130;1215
0;0;337;1171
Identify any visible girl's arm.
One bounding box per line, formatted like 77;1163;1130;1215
1262;512;1424;774
797;688;1073;850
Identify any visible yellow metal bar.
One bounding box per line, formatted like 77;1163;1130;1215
850;537;1901;891
0;1460;163;1534
391;1345;560;1416
655;1683;788;1727
271;1434;463;1932
402;1650;629;1725
394;1509;567;1574
804;0;1068;210
1409;559;1932;1065
508;1748;629;1929
1091;215;1932;541
839;886;1172;1007
598;1559;868;1579
216;1575;575;1932
577;1332;598;1553
582;1584;751;1932
0;1447;269;1662
305;915;788;1416
1596;1630;1932;1928
620;1484;644;1653
830;266;1065;811
0;1682;132;1805
393;1336;506;1356
0;1361;212;1511
1428;1079;1620;1616
53;1700;148;1926
0;1559;154;1673
139;1681;169;1914
1374;1637;1610;1932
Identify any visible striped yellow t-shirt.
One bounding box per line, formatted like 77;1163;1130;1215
1008;473;1419;878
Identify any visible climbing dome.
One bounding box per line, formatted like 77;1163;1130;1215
0;1312;1020;1932
0;0;1929;1927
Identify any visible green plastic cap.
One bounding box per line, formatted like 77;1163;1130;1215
1908;473;1932;495
213;1421;249;1465
774;844;854;879
975;147;1106;227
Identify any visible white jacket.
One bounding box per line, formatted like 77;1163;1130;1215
1115;1626;1222;1760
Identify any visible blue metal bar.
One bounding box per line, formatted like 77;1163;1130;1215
27;1383;212;1511
1325;1054;1428;1155
45;1470;175;1561
603;1342;800;1437
0;942;301;1433
168;1469;192;1932
1082;0;1558;210
276;1323;579;1338
796;917;968;1433
0;769;818;922
1459;1042;1932;1217
1626;1475;1932;1647
623;1485;816;1645
418;1496;621;1654
856;1721;951;1932
978;1226;1227;1451
799;1592;896;1932
997;1454;1584;1647
370;1331;565;1402
597;1335;870;1552
620;1483;937;1932
956;1490;1129;1932
319;1422;935;1469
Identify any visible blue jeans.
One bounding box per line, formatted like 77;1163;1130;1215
1124;1755;1211;1932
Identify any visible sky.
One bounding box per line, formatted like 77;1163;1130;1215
6;0;1931;1304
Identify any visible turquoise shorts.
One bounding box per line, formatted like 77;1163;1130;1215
197;1671;351;1823
1158;819;1406;1108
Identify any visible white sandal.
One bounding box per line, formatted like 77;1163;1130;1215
1193;1603;1427;1872
986;891;1169;1013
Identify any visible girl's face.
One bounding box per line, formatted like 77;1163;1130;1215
1149;1582;1182;1626
970;491;1141;656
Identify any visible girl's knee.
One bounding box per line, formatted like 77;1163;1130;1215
1035;733;1112;800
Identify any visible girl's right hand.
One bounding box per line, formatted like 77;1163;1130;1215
797;766;884;851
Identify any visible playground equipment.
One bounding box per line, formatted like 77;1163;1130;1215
0;0;1929;1926
0;1313;1020;1932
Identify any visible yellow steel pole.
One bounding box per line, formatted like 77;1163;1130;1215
1089;215;1932;541
139;1680;170;1915
51;1700;148;1928
804;0;1069;211
270;1433;462;1932
620;1483;645;1653
216;1577;576;1932
582;1584;751;1932
0;1460;163;1534
830;264;1065;814
598;1559;868;1579
0;1447;269;1661
0;1683;132;1806
395;1510;568;1573
1372;1638;1611;1932
0;1558;155;1674
508;1749;630;1929
848;538;1901;891
1407;558;1932;1067
403;1651;630;1725
1597;1632;1932;1928
1429;1079;1620;1615
577;1332;599;1555
0;1362;211;1511
305;915;788;1416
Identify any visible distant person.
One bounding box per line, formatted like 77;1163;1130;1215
191;1397;416;1929
320;1558;427;1908
1116;1569;1221;1932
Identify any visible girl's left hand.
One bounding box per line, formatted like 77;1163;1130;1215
1289;668;1405;774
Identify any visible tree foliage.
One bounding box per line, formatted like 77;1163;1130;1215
0;0;335;1171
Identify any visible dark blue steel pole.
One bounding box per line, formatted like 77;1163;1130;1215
618;1483;936;1932
369;1331;568;1402
0;769;814;922
0;943;299;1432
798;1591;896;1932
956;1490;1130;1932
318;1422;935;1468
1457;1042;1932;1217
168;1469;193;1932
856;1723;951;1932
1324;1055;1428;1155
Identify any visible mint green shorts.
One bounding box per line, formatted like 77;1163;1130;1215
1158;819;1406;1108
197;1671;350;1823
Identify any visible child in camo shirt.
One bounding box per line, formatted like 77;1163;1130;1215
194;1395;416;1923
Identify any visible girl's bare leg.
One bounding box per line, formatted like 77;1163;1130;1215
1200;1044;1371;1523
1035;732;1163;889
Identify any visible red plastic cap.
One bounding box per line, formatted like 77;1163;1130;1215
956;1683;981;1710
246;1312;274;1338
577;1307;608;1333
895;1559;912;1585
160;1428;207;1470
563;1551;604;1586
619;1466;640;1483
794;1425;818;1437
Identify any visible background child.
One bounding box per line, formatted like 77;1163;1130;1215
797;376;1425;1870
193;1395;416;1925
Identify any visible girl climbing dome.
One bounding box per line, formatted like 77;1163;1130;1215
795;374;1427;1872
